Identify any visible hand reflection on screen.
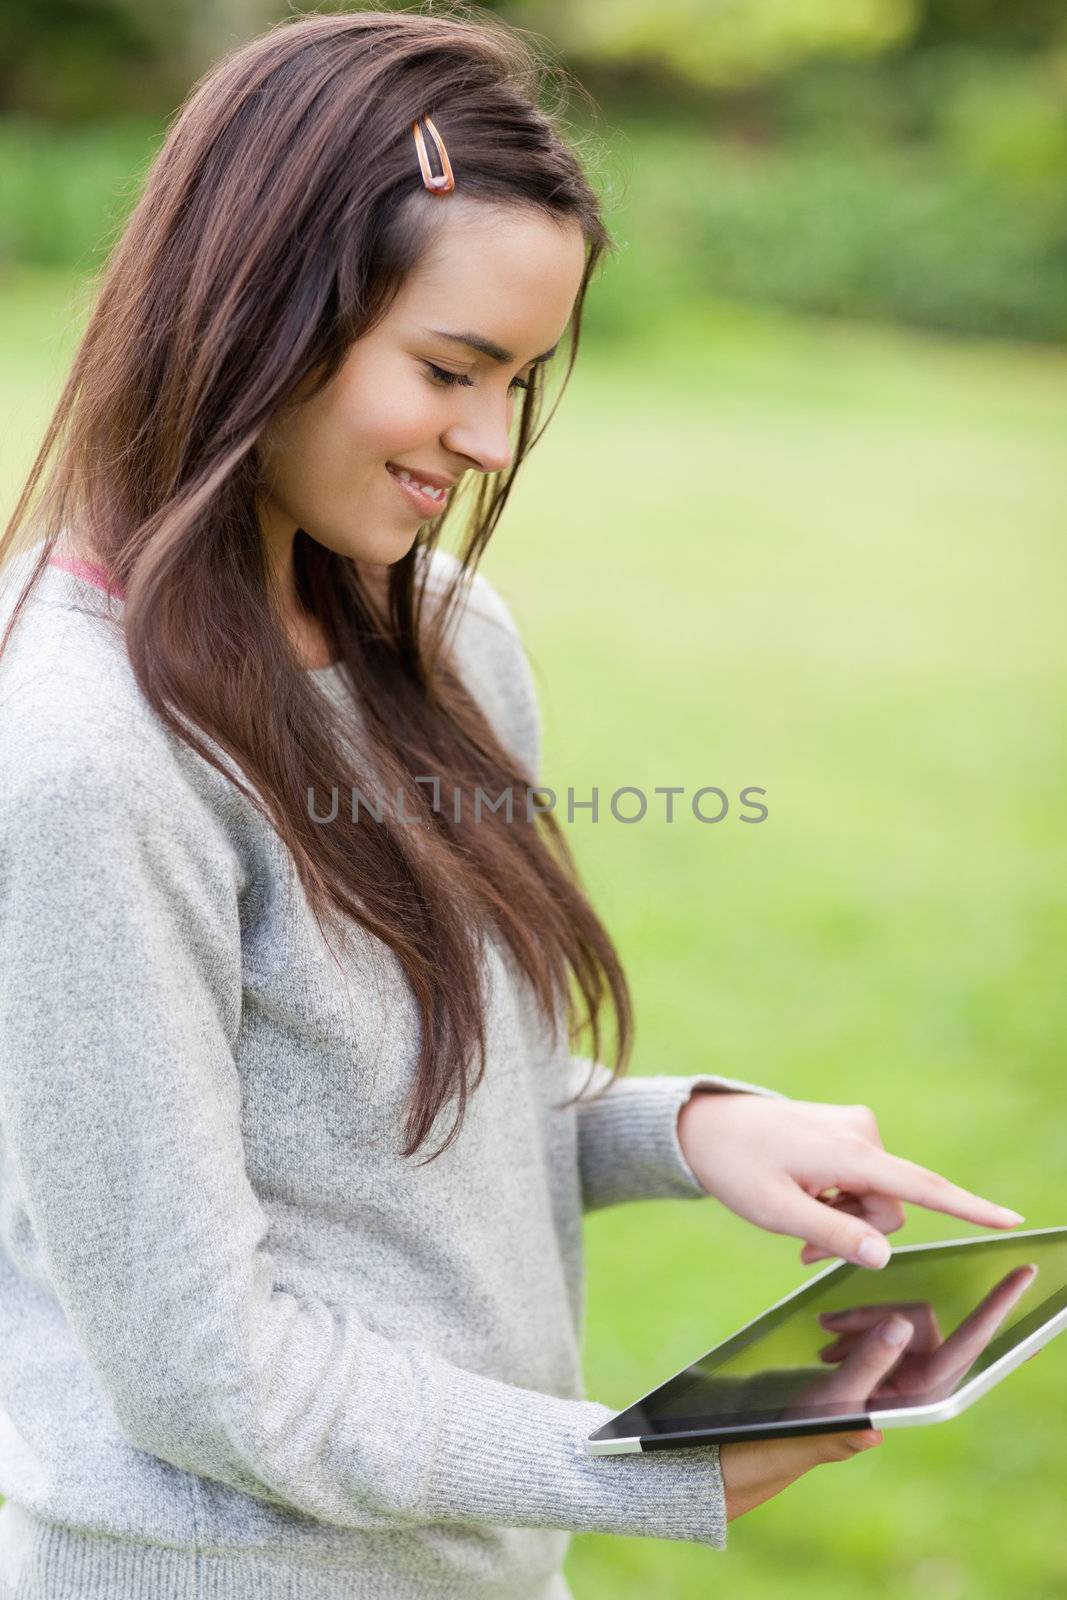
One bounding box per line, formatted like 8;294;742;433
784;1263;1038;1415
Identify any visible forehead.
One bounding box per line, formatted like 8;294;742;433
390;199;588;351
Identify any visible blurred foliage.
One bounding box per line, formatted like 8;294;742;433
4;0;1065;111
504;0;920;92
0;0;1065;340
0;0;280;119
580;103;1067;345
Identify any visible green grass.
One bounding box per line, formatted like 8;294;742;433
2;273;1066;1596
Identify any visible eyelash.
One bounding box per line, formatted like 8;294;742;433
423;362;531;394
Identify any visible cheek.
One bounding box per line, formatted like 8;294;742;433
331;360;444;467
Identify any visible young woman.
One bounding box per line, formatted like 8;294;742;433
0;10;1023;1598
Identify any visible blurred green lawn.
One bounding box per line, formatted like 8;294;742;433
2;271;1065;1598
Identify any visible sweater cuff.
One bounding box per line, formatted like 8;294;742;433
671;1074;789;1196
419;1365;729;1549
572;1063;787;1209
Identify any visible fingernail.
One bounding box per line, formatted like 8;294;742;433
879;1316;911;1347
857;1237;891;1269
998;1209;1025;1224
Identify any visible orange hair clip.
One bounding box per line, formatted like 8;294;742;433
411;114;455;194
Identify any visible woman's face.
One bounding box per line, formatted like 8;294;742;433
257;198;588;572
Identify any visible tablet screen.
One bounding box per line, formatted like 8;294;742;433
591;1230;1067;1444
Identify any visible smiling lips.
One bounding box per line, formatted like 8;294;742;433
385;462;453;516
386;461;457;491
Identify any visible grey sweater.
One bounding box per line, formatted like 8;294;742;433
0;542;778;1599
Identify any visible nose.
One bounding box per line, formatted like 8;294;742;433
441;400;515;478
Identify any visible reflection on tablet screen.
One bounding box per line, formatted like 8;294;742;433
622;1234;1067;1436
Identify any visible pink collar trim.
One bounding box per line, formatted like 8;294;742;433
48;553;127;600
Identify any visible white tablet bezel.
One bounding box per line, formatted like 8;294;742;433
585;1225;1067;1455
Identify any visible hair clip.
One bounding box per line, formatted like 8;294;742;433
411;114;455;193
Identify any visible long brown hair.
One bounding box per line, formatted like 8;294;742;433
0;5;633;1161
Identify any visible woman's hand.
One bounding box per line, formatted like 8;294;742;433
677;1093;1024;1270
720;1311;909;1519
721;1424;884;1522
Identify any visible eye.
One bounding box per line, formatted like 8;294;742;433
423;362;471;389
423;362;531;394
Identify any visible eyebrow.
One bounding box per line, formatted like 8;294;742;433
422;327;560;366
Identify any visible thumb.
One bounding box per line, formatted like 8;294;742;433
787;1190;891;1269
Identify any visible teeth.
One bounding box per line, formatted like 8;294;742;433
395;468;444;500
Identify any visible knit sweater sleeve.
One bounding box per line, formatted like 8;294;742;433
0;732;732;1548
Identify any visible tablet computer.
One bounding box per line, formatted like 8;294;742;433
586;1225;1067;1453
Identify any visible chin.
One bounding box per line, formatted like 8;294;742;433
358;529;420;567
310;523;417;566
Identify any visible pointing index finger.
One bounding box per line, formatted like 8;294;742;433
846;1149;1024;1231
